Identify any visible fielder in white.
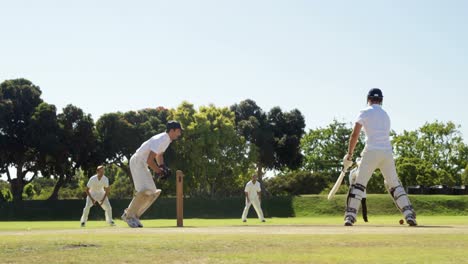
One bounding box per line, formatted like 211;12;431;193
80;165;114;227
241;175;266;222
343;88;417;226
122;121;182;228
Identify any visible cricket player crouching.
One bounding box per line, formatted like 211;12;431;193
121;121;183;228
80;165;115;227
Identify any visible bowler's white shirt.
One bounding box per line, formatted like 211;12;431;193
87;175;109;196
245;180;261;200
355;104;392;151
134;132;171;161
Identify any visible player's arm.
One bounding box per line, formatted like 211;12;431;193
85;187;96;204
346;122;362;160
147;151;162;174
244;191;250;203
156;152;165;167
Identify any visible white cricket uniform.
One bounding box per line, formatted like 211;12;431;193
80;175;113;224
130;132;171;193
354;104;400;188
241;180;265;221
345;104;416;224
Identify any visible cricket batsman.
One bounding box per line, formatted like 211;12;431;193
122;120;183;228
343;88;417;226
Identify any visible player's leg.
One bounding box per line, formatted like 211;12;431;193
241;198;252;222
344;150;379;226
124;156;157;227
127;158;159;227
251;199;265;222
80;196;94;227
137;189;161;218
380;152;417;226
99;197;115;226
349;161;368;222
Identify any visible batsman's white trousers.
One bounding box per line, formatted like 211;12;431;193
355;149;400;188
80;196;113;223
130;154;157;193
241;197;265;221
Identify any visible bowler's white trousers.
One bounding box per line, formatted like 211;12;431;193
241;197;265;221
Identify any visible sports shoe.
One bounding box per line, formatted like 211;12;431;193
261;219;266;222
135;218;143;228
406;217;418;226
126;217;140;228
81;222;85;227
242;219;246;223
109;221;116;226
344;217;354;226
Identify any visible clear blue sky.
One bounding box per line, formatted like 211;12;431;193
1;0;467;139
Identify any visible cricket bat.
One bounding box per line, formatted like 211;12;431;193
327;169;347;200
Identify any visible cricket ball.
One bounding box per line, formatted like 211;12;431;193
399;219;404;225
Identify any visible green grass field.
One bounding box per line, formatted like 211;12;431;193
1;216;467;264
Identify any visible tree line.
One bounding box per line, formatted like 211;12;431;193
1;79;467;201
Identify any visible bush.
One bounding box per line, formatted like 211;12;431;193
265;171;329;195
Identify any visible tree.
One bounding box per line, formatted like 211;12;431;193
301;120;365;186
0;79;44;201
106;165;134;199
462;165;468;185
268;107;305;170
96;108;168;181
0;179;12;202
170;102;251;197
264;170;328;195
393;121;468;186
230;100;306;184
47;105;100;200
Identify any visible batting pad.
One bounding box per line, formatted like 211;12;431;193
389;185;416;220
137;189;162;218
127;191;153;218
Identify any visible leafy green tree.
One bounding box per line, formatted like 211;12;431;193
0;79;44;201
54;105;100;199
105;164;134;199
96;108;168;181
462;165;468;185
393;121;468;186
301;120;365;185
31;104;100;200
230;100;306;184
0;180;12;202
170;102;251;197
23;183;37;200
265;170;328;195
27;177;55;200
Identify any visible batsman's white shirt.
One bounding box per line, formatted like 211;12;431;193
134;132;171;161
87;175;109;200
244;180;261;200
130;132;171;192
356;104;392;151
